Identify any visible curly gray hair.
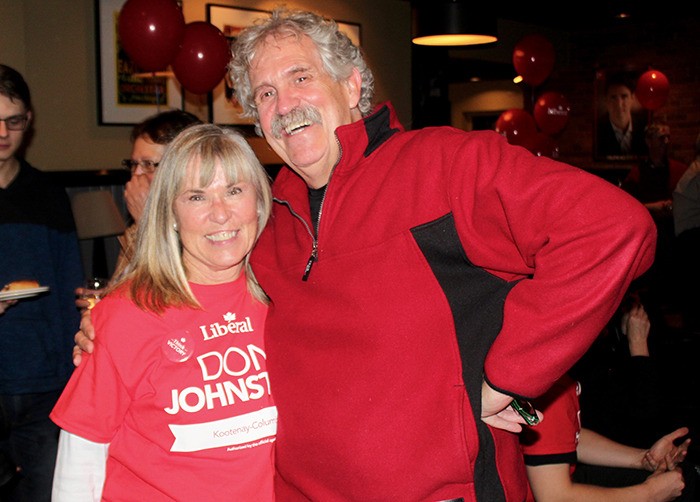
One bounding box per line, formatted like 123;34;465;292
228;7;375;136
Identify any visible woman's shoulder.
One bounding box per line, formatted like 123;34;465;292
91;288;160;334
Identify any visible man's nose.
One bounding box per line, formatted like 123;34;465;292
275;86;300;115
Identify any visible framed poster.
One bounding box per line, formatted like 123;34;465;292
95;0;183;125
206;5;269;126
593;68;648;161
206;4;361;125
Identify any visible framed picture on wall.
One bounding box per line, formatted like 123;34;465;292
206;4;361;126
593;68;649;161
206;5;269;126
95;0;183;125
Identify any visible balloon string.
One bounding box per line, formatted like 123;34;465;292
153;72;162;112
520;84;535;114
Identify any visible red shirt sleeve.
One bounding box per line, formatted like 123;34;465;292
520;375;580;467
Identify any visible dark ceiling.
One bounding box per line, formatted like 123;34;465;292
408;2;699;31
419;4;699;83
498;4;692;30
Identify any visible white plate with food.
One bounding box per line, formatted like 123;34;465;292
0;281;50;301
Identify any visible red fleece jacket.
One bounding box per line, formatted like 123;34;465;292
250;102;656;501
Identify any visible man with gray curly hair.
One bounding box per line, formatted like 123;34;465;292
225;8;656;500
76;7;657;501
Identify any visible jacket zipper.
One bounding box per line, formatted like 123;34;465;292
272;197;318;281
302;241;318;281
285;138;342;281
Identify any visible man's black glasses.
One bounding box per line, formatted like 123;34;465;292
0;114;29;131
121;159;160;173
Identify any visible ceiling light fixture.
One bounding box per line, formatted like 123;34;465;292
411;1;498;47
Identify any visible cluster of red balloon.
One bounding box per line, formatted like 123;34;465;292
498;37;672;157
118;0;230;94
495;34;569;159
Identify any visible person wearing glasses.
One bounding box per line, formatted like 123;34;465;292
73;110;201;310
0;63;84;501
114;110;202;283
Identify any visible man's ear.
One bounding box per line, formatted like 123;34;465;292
345;67;362;109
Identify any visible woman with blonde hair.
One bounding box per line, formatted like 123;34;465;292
51;124;275;501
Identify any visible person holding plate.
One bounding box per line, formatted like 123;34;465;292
0;299;15;315
0;64;84;501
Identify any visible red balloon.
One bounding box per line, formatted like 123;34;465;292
172;22;231;94
523;132;560;158
512;34;555;86
533;91;571;135
636;70;670;110
118;0;185;72
495;109;537;147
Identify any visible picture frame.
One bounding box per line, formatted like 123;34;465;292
593;68;649;162
206;4;361;125
95;0;183;125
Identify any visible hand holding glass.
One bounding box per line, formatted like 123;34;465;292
81;277;108;310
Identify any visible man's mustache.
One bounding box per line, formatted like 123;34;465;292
270;106;322;139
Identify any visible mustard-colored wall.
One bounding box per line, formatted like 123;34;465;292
0;0;411;171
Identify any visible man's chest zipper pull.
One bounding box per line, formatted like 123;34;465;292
302;244;318;281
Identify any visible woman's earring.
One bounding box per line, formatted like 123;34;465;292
173;222;178;232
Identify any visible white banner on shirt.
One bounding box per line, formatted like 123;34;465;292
168;406;277;452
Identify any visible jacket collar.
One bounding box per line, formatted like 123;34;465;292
272;101;403;199
335;102;402;169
